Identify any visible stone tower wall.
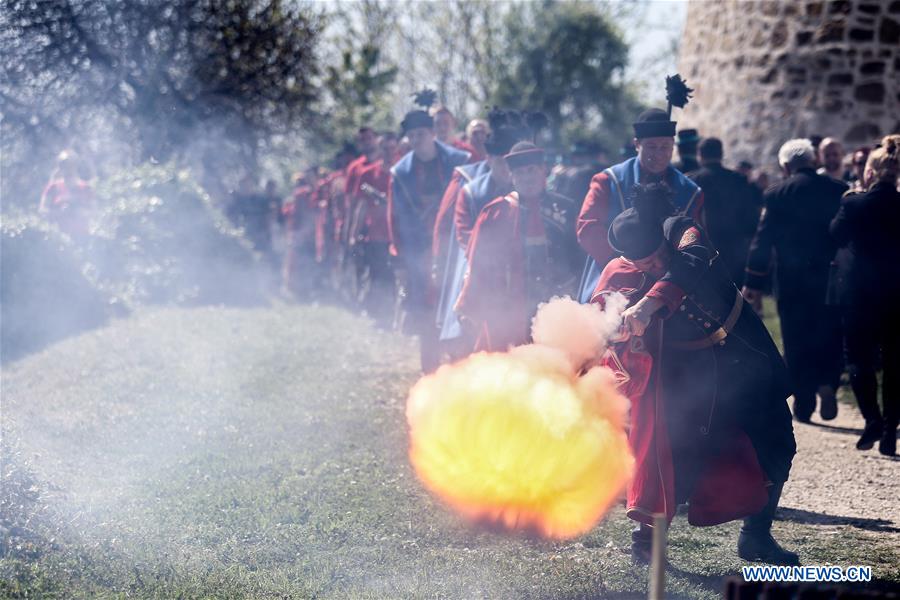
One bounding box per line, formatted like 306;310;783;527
677;0;900;171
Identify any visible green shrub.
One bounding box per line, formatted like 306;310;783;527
1;217;119;362
89;164;268;306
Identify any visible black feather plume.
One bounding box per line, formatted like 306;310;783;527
665;74;693;118
412;88;438;109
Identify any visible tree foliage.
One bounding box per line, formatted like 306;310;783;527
487;0;638;150
322;44;397;145
1;0;323;207
316;0;398;148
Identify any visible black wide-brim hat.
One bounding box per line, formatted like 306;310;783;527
505;146;545;170
633;108;676;139
401;110;434;134
676;128;700;145
608;207;664;260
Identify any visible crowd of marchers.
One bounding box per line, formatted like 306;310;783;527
37;90;899;568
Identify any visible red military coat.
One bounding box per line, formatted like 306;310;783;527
351;160;391;244
591;260;768;527
455;191;582;352
577;169;705;269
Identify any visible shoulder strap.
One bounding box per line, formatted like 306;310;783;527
604;168;627;212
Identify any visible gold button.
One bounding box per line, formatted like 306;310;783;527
718;340;726;346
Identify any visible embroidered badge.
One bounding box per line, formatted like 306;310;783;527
678;226;700;249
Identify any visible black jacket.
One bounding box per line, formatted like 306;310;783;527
744;168;847;299
658;216;795;488
688;162;762;284
829;181;900;307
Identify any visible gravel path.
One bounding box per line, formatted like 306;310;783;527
779;402;899;544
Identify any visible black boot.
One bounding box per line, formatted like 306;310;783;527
857;419;884;450
792;394;814;423
737;482;800;566
879;423;897;457
849;365;882;450
817;385;838;421
631;523;653;565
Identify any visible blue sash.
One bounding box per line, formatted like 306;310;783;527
437;172;508;340
576;158;701;302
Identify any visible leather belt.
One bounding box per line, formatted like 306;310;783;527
667;289;743;350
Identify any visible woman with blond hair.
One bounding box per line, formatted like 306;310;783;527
829;134;900;455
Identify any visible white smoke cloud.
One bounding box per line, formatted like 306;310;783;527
530;294;628;370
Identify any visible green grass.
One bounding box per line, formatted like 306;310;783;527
2;305;898;599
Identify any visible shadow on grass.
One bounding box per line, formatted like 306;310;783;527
667;564;726;598
776;507;900;533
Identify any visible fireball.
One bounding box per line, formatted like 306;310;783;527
407;338;633;539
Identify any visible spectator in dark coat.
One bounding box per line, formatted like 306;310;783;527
742;139;847;423
688;138;763;284
829;137;900;456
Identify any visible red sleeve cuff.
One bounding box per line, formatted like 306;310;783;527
645;281;686;317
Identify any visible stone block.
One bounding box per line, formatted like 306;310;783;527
880;16;900;43
854;82;885;103
828;0;852;14
822;98;844;114
845;122;881;142
828;72;854;85
816;20;845;42
772;21;789;46
860;61;885;75
849;27;875;40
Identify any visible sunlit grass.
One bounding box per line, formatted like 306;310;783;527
2;304;897;598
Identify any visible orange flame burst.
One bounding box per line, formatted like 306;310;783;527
407;339;634;540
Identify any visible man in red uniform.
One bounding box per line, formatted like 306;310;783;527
281;169;319;298
592;186;798;566
39;150;94;241
343;127;383;300
455;142;583;352
314;145;356;296
576;108;704;303
431;105;477;158
389;94;470;371
349;132;398;326
432;113;528;354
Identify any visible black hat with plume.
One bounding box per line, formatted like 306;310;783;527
633;74;693;139
401;89;437;134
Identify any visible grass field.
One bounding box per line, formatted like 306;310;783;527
2;304;898;599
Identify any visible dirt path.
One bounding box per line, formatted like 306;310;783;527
779;402;899;545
